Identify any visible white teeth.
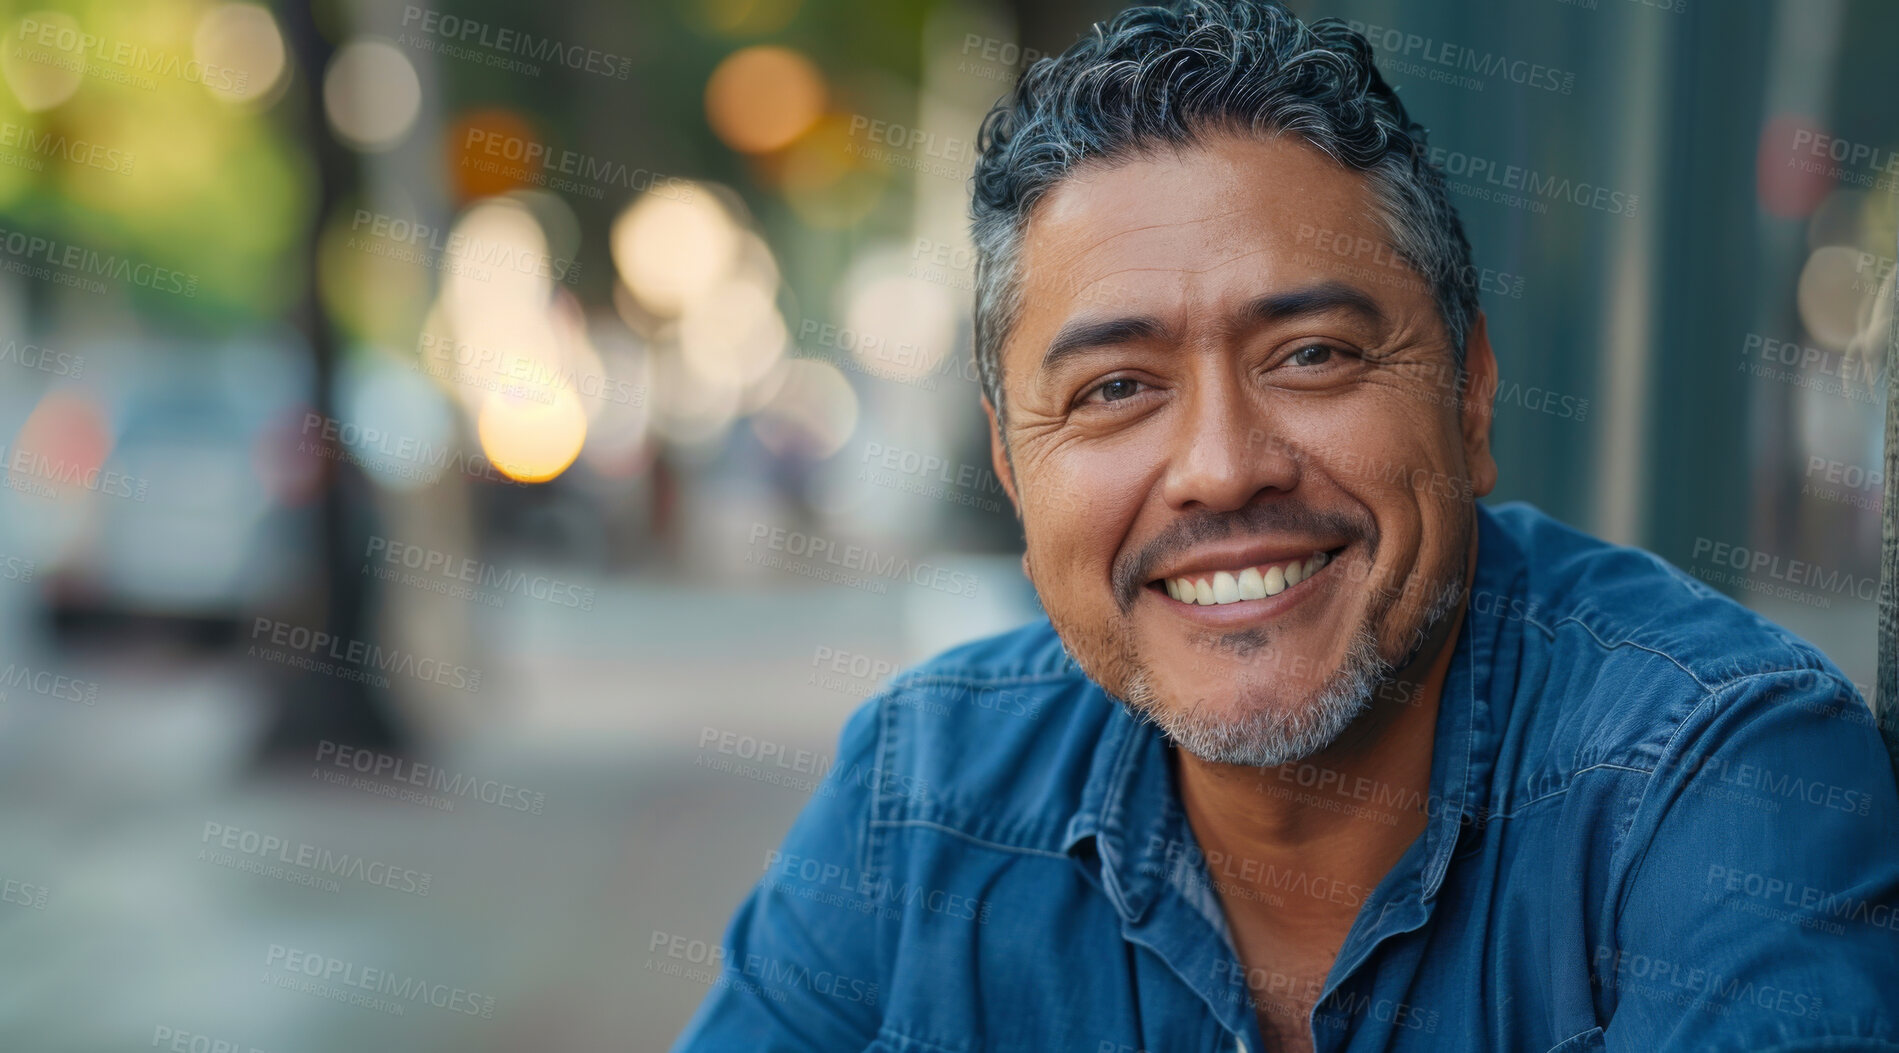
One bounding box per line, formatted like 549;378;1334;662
1166;551;1332;605
1211;571;1239;604
1237;566;1266;601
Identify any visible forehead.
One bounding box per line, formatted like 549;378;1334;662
1012;132;1396;332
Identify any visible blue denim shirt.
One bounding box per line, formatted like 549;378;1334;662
673;502;1899;1052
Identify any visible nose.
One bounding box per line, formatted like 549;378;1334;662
1157;373;1299;513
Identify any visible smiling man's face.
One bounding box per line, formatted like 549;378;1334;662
988;131;1499;766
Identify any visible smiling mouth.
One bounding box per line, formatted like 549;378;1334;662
1150;546;1347;607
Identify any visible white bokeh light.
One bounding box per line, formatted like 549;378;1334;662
324;40;421;151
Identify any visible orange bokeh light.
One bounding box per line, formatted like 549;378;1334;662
704;46;825;154
447;108;543;200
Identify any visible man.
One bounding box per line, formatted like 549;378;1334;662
675;1;1899;1050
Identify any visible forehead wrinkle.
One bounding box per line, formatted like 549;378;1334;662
1041;222;1360;308
1034;202;1258;271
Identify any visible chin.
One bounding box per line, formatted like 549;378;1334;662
1125;624;1389;768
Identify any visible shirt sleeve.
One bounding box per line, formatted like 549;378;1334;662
669;698;887;1053
1601;669;1899;1052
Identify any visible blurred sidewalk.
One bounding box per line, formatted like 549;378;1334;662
0;574;1027;1052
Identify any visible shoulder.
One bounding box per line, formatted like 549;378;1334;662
1488;502;1834;685
1479;503;1869;777
839;618;1124;855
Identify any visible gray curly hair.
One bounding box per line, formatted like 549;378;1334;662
969;0;1479;427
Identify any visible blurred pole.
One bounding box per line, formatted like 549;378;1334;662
1879;220;1899;778
252;2;408;765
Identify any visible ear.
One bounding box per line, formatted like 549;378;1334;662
1459;312;1499;499
983;397;1022;515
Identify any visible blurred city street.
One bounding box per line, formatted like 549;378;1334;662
0;571;1036;1051
0;0;1892;1047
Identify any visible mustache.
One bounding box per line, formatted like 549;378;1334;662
1111;502;1376;612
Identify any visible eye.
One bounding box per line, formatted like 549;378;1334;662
1289;344;1335;367
1265;341;1366;390
1087;377;1145;403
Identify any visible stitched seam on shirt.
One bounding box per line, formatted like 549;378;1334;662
1520;612;1717;693
1608;678;1746;935
1522;613;1840;702
1102;713;1144;837
1450;642;1476;875
1481;764;1650;821
1605;690;1717;930
866;818;1071;859
865;696;894;878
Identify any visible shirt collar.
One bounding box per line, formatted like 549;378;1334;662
1062;502;1524;921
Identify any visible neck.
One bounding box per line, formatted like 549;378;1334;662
1176;531;1478;932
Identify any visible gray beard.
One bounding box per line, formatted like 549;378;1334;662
1118;575;1466;768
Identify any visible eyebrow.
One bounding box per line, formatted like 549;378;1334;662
1036;280;1386;376
1240;281;1386;331
1039;314;1172;375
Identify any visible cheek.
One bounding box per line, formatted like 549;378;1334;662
1020;451;1148;574
1309;391;1462;492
